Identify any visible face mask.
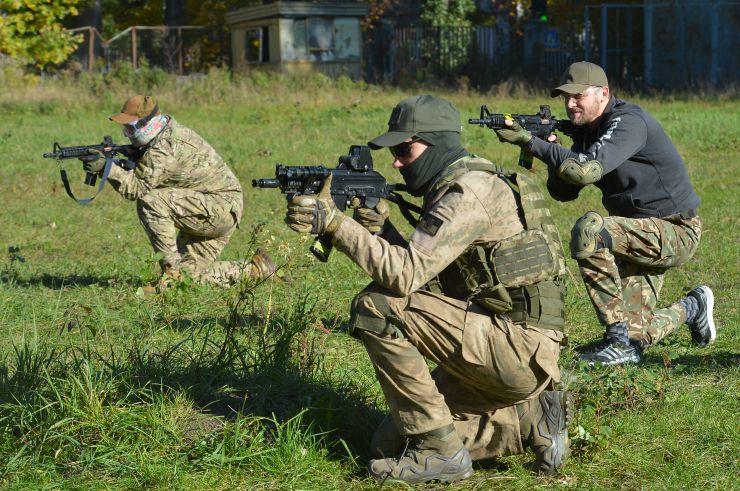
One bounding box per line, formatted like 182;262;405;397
125;114;167;147
398;132;468;197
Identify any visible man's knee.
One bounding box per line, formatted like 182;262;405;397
137;190;170;220
349;287;405;339
570;211;613;259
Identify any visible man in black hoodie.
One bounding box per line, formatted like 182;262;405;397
495;61;716;365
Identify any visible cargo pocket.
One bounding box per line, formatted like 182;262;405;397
461;312;491;367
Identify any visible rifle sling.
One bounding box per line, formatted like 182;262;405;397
59;155;115;205
388;191;423;228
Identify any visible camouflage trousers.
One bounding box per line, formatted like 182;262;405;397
137;188;250;287
350;283;564;460
577;213;702;347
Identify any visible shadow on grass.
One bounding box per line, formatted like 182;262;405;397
642;350;740;373
4;273;143;289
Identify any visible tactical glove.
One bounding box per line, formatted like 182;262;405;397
494;118;533;147
352;199;390;234
286;174;344;235
79;148;105;174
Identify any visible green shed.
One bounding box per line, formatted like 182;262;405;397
225;1;369;79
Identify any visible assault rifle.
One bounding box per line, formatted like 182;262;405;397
468;105;575;170
43;136;139;204
253;145;420;262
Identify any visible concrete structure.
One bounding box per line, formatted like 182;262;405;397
225;1;368;79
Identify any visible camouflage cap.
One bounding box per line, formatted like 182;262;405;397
368;94;462;149
550;62;609;97
110;95;159;124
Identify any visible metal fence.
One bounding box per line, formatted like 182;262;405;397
67;25;206;74
368;1;740;90
368;23;579;88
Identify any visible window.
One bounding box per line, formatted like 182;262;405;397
245;27;269;63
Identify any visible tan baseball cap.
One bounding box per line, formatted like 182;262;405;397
368;94;462;149
550;62;609;97
110;95;159;124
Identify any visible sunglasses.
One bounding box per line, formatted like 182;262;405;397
389;137;420;159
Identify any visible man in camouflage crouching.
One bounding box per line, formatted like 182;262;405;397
80;95;278;288
284;95;572;484
494;62;716;365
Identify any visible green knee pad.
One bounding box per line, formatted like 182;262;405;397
570;211;610;259
349;289;405;339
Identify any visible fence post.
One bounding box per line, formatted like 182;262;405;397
600;4;607;72
88;26;95;71
644;5;653;88
132;26;138;70
178;27;183;74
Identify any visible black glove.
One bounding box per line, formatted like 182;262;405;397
79;148;105;174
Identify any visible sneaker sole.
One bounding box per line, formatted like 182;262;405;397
701;286;716;346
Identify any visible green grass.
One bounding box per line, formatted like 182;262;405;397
1;67;738;490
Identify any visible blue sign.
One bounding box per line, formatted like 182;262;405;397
543;28;560;49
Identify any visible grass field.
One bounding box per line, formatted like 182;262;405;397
1;68;738;490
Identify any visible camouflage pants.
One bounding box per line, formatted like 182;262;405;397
350;283;564;460
137;188;249;287
577;213;702;346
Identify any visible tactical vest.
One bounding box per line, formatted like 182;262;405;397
424;157;567;331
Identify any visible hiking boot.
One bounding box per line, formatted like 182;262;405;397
685;285;716;347
579;339;641;366
518;390;573;475
367;424;473;484
249;248;278;281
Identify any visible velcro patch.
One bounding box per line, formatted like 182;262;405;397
418;214;444;237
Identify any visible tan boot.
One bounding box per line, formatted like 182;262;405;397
517;390;573;475
367;424;473;484
249;248;278;281
142;268;182;294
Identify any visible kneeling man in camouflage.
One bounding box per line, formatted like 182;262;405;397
80;94;278;288
284;95;572;484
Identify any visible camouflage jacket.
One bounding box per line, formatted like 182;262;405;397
331;156;525;296
106;117;243;208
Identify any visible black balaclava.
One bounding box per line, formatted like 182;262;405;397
399;131;469;197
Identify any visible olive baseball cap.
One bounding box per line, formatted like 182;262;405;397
110;95;159;124
550;62;609;97
368;94;462;149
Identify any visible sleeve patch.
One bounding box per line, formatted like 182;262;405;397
418;214;444;237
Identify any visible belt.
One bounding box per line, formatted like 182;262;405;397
662;208;697;220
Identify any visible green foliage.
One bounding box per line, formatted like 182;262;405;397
0;0;83;68
421;0;476;27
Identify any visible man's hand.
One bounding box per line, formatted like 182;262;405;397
79;148;105;174
494;118;532;146
286;174;344;235
352;199;390;234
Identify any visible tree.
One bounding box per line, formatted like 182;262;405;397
0;0;84;68
420;0;475;27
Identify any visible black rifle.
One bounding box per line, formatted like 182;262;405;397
469;105;575;169
43;136;139;204
253;145;420;262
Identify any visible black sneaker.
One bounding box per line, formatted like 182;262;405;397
579;339;641;366
687;285;716;347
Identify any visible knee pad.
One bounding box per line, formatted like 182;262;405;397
570;212;612;259
349;288;404;339
558;158;603;185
